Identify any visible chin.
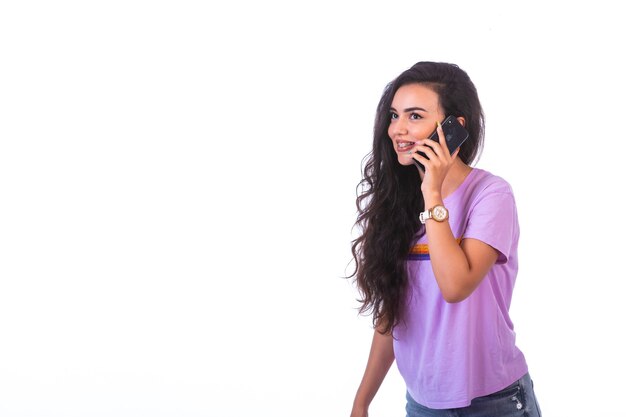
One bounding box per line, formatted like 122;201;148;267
397;154;415;166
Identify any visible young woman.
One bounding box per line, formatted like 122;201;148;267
349;62;541;417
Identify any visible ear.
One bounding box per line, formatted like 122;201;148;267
456;116;466;127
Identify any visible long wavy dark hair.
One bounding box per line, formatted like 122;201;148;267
349;62;485;334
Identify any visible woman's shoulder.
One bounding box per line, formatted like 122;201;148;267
469;168;514;196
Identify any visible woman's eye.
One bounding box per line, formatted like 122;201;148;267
390;112;398;120
409;113;422;120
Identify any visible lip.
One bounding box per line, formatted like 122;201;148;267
396;140;416;152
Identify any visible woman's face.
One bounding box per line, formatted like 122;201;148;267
388;83;445;166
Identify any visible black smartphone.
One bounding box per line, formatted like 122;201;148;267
413;115;469;171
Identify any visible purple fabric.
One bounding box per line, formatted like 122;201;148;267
392;168;528;409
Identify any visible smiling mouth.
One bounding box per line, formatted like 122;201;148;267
397;140;415;151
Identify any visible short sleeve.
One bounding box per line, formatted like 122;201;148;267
462;187;519;264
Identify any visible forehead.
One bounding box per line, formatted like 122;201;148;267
391;83;440;110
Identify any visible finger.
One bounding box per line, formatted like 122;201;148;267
411;149;438;172
412;144;438;161
435;121;451;155
418;139;444;158
451;147;461;160
411;152;429;170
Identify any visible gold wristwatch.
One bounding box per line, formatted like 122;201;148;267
419;205;449;224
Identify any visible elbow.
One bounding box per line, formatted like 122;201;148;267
435;268;486;303
439;286;472;304
435;269;484;303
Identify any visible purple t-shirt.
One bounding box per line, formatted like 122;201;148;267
392;168;528;409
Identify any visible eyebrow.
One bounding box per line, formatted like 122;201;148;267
389;106;428;113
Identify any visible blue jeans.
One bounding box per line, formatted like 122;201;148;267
406;373;542;417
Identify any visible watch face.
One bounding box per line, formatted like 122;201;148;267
432;205;448;222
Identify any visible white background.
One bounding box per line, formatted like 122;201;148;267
1;1;625;416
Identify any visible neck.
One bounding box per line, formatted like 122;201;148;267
443;160;472;199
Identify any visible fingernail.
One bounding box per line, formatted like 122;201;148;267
436;121;441;128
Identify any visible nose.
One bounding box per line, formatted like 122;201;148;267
390;117;408;137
